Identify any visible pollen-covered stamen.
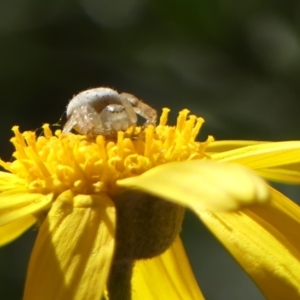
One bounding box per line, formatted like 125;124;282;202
144;125;155;158
10;126;27;158
158;107;170;126
176;109;190;132
0;109;213;197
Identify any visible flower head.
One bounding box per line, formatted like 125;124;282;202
1;108;210;195
1;108;300;299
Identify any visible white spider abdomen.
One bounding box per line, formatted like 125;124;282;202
66;87;119;117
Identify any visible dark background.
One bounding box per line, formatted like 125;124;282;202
1;0;300;299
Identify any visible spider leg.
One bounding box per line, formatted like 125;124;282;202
62;115;77;133
63;104;112;136
121;92;157;126
119;93;138;125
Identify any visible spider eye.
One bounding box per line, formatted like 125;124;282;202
106;104;124;113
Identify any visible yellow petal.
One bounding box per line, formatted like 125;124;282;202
197;189;300;299
132;236;205;300
0;171;26;190
0;214;36;246
269;187;300;226
24;191;116;300
207;140;265;152
118;160;270;212
257;168;300;184
0;189;52;226
211;141;300;168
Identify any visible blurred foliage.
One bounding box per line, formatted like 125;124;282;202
1;0;300;299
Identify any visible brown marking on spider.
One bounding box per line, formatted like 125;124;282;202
62;87;157;137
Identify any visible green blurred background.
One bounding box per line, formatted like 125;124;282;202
1;0;300;299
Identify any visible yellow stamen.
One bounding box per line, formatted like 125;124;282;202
0;109;213;198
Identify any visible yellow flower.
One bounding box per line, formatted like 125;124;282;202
1;108;300;299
